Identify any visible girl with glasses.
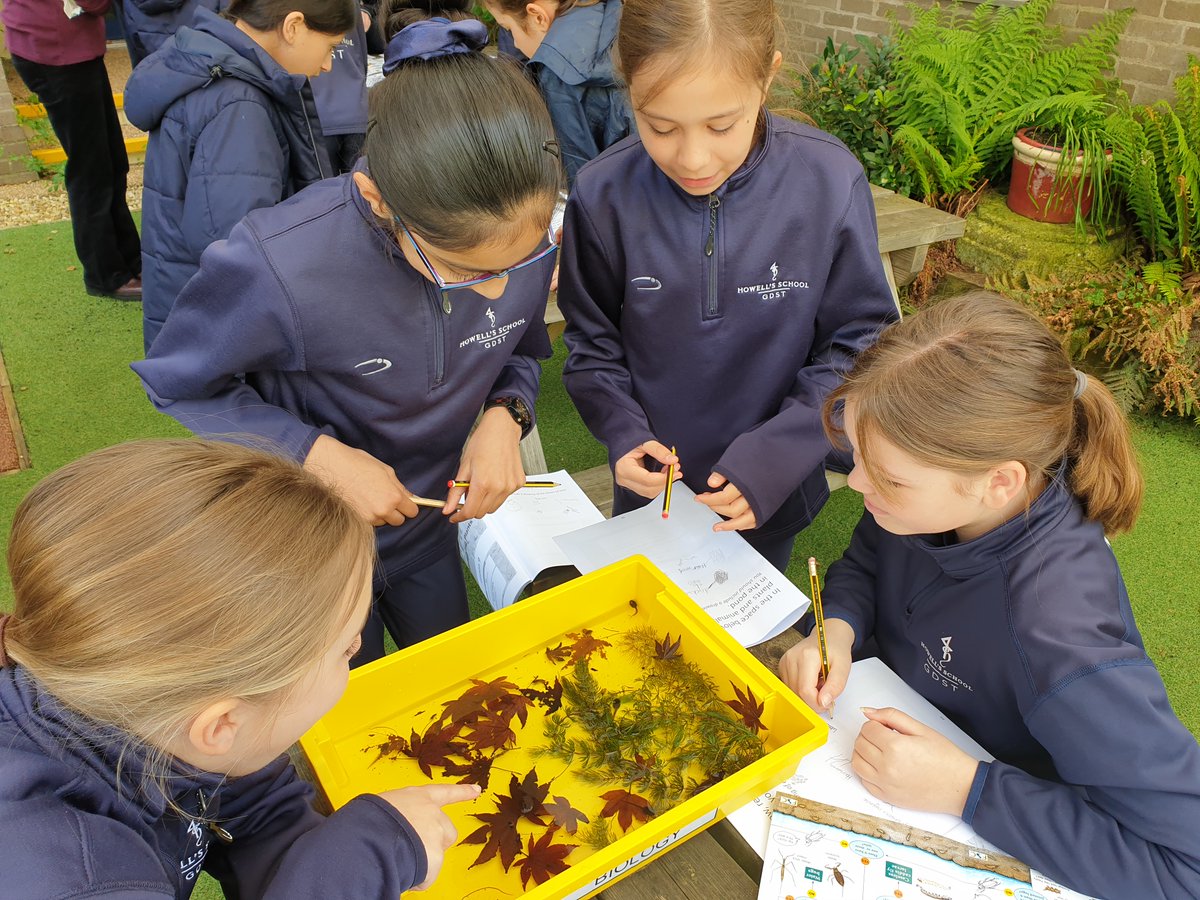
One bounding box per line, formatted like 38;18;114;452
134;17;563;662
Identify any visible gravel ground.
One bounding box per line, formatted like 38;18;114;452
0;164;143;229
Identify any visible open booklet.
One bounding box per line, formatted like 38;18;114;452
457;470;605;610
731;657;1097;900
554;482;811;647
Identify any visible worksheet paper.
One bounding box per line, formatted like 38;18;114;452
457;471;604;610
727;657;1000;854
554;483;810;646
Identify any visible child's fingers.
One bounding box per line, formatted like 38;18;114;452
817;654;851;710
861;706;925;736
778;641;824;710
425;782;484;810
639;439;678;467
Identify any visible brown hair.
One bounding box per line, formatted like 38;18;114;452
486;0;596;23
4;439;374;763
824;291;1144;535
381;0;473;40
615;0;781;105
226;0;357;35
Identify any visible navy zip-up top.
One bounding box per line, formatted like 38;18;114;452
311;7;368;137
559;114;897;536
0;665;427;898
822;475;1200;898
132;167;552;578
528;0;632;188
125;7;330;350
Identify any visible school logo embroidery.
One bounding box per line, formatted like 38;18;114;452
354;358;392;375
180;818;211;882
459;314;529;351
736;262;809;301
485;307;497;328
920;638;974;693
631;276;662;291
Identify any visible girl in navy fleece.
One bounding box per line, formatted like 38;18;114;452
134;19;562;664
780;292;1200;899
126;0;354;351
482;0;632;188
558;0;897;573
0;439;478;899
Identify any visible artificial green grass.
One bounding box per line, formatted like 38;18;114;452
0;219;1197;900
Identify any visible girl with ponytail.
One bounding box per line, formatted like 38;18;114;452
134;18;562;664
780;291;1200;899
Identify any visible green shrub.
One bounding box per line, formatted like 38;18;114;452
1106;59;1200;272
792;35;915;196
889;0;1131;219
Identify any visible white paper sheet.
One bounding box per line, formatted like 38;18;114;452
554;482;810;646
457;471;604;610
728;657;1001;855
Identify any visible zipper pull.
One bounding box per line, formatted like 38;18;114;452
704;195;721;257
441;292;452;315
197;789;233;843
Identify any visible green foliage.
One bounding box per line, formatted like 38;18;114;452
991;258;1200;420
889;0;1131;220
1106;58;1200;271
792;35;915;195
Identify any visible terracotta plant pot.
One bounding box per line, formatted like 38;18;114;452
1007;127;1101;224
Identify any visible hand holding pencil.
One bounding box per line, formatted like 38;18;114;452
613;440;681;500
777;563;856;714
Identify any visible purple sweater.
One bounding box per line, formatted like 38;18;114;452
1;0;111;66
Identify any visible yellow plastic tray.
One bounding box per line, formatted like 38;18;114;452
299;555;827;898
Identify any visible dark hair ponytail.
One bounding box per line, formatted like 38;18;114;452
367;22;562;251
226;0;357;35
381;0;473;41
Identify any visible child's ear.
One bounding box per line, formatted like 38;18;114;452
982;461;1028;509
524;0;555;33
766;50;784;88
186;698;246;760
280;10;307;45
352;171;391;219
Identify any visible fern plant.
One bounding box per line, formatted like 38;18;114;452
1106;58;1200;272
888;0;1131;220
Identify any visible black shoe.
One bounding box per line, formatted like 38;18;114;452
88;277;142;302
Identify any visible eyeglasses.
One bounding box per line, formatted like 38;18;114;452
395;218;559;293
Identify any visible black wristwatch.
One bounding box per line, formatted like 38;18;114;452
487;395;533;438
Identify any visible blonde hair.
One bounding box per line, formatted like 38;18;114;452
825;291;1144;535
615;0;781;104
5;439;374;757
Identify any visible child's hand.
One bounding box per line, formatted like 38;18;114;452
778;618;855;712
304;435;419;526
852;708;980;817
450;407;527;522
695;473;755;531
614;441;682;499
378;783;482;890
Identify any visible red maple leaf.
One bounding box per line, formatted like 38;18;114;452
362;731;408;766
521;677;564;714
403;724;469;779
545;642;572;664
461;711;518;754
545;794;590;835
654;632;683;660
441;752;495;790
463;769;552;872
726;682;766;732
563;628;612;666
598;789;654;832
516;826;577;888
438;676;525;730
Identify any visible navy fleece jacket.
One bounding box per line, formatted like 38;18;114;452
821;475;1200;899
125;7;330;350
528;0;632;188
0;666;427;899
132;167;552;578
559;114;897;538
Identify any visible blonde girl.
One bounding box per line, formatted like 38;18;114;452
0;439;477;898
780;292;1200;899
558;0;898;573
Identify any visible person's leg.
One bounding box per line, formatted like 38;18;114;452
375;548;471;650
11;56;138;295
100;66;141;279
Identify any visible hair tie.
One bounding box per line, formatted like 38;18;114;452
0;613;13;667
382;17;488;74
1073;368;1088;400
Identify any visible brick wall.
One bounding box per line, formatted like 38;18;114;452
778;0;1200;106
0;71;35;187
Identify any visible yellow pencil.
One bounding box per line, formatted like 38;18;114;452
447;480;559;488
808;556;830;682
661;446;676;519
